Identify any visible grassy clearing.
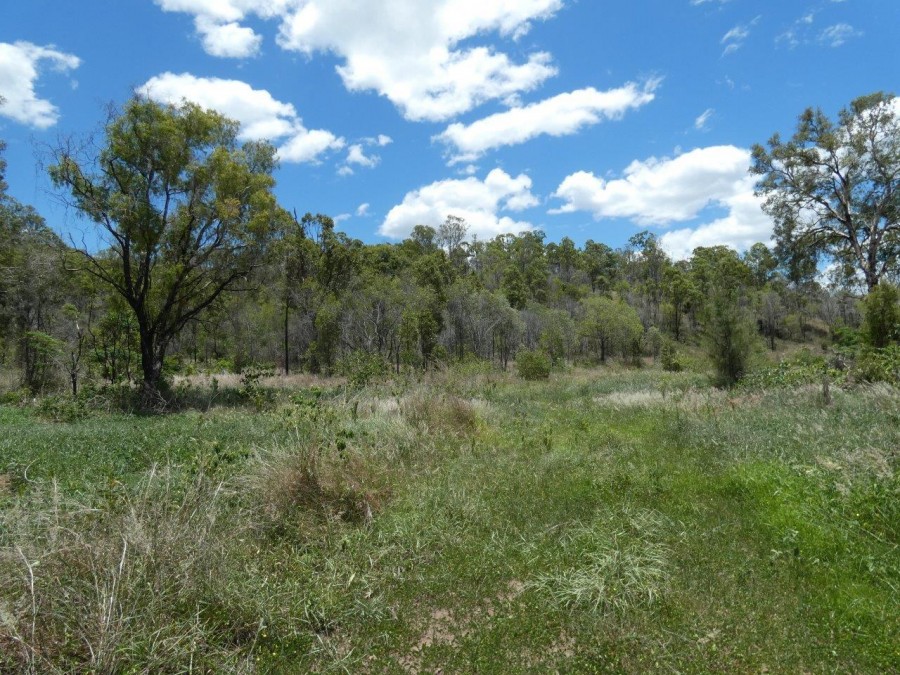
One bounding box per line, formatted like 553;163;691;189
1;367;897;672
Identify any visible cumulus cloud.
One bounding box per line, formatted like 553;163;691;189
436;80;659;163
338;135;392;175
0;41;80;129
550;145;772;259
139;72;344;163
155;0;291;58
356;203;370;217
381;168;538;240
153;0;563;121
346;144;378;168
194;16;262;57
658;188;773;260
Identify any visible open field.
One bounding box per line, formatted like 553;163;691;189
1;366;898;673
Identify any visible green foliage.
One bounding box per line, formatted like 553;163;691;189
752;92;900;290
515;348;551;380
854;345;900;384
336;349;389;388
862;283;900;348
660;338;683;372
741;349;843;389
579;296;644;363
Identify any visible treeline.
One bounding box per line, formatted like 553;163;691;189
1;97;898;401
1;190;892;395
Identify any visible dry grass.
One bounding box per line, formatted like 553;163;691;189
245;442;389;541
0;469;253;673
172;372;346;390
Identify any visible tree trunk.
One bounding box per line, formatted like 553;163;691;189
139;331;166;407
283;299;290;375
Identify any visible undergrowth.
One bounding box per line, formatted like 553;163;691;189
1;366;897;672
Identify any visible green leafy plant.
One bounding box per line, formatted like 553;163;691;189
516;349;551;380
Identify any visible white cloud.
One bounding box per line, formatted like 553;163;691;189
381;168;538;240
436;80;658;163
346;143;379;168
356;203;370;217
0;41;80;129
694;108;715;130
338;135;392;174
659;188;773;260
154;0;291;58
139;72;344;163
721;16;760;56
818;23;862;47
154;0;563;121
550;145;772;259
194;16;262;57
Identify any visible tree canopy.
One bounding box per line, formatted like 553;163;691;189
752;92;900;291
49;97;290;400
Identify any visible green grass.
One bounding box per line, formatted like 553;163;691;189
1;368;897;672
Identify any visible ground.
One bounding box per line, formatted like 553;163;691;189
0;365;898;672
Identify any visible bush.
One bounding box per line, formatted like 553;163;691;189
741;349;844;389
516;349;551;380
832;325;861;348
854;345;900;384
862;283;900;348
239;368;275;411
660;338;683;372
706;299;756;387
336;350;389;388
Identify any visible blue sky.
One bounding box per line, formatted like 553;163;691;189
1;0;897;257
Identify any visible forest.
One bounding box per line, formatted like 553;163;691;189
0;92;897;672
1;93;898;403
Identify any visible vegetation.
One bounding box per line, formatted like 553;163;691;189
752;92;900;292
0;92;898;671
1;369;897;672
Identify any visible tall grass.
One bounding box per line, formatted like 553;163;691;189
1;366;897;671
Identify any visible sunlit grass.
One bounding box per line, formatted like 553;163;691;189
1;366;897;672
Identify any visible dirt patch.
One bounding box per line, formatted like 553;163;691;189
398;608;464;673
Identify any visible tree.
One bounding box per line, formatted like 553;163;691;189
692;247;756;386
49;97;288;402
579;296;643;363
437;214;468;260
752;92;900;291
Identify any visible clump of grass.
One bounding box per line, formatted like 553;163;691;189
0;468;251;673
529;509;671;615
246;441;388;541
401;390;478;437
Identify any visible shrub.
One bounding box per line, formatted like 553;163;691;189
854;345;900;384
336;350;389;388
706;298;756;387
862;283;900;348
660;338;683;372
516;349;551;380
239;368;275;411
